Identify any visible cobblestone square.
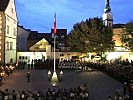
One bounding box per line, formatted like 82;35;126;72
0;70;123;100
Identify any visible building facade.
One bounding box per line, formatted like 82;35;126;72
17;25;30;51
0;0;18;63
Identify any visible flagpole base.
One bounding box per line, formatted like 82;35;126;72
51;71;58;86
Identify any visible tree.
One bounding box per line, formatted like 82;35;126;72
67;17;115;54
120;21;133;51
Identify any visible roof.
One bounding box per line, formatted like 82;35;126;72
0;0;10;11
51;29;67;41
28;31;51;43
113;24;125;28
51;29;67;36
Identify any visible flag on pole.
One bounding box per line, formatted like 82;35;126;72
53;13;56;35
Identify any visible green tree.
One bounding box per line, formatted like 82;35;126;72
67;17;115;54
120;21;133;51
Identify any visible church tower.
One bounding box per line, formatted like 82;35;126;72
103;0;113;27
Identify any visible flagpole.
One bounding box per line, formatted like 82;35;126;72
54;35;56;72
51;12;58;86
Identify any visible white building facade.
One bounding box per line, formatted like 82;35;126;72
0;0;18;63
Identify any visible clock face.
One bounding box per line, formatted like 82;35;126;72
103;12;112;20
107;13;112;19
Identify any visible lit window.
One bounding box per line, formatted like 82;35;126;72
10;42;13;50
0;46;1;49
0;53;1;56
0;41;1;44
7;25;9;34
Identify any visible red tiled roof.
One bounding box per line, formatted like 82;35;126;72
0;0;10;11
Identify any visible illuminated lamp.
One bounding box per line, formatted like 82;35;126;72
51;71;59;86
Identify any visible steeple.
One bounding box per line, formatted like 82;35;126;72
104;0;111;12
103;0;113;27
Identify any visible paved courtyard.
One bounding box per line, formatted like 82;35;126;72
0;70;123;100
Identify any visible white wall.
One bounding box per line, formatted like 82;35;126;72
4;0;18;63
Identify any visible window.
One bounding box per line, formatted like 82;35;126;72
61;35;64;39
60;54;64;56
7;16;9;21
14;20;17;24
0;25;2;29
11;8;13;13
6;42;9;50
13;28;17;36
7;25;9;34
10;42;13;50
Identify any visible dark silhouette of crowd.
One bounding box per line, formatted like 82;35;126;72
86;59;133;99
0;85;89;100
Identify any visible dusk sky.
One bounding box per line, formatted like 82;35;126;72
15;0;133;33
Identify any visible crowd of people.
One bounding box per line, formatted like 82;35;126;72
0;58;133;99
0;85;89;100
86;59;133;99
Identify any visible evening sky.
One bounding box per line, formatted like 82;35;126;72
15;0;133;33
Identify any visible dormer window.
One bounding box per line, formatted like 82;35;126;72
61;35;64;39
11;8;13;13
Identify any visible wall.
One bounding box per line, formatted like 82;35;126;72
4;0;18;63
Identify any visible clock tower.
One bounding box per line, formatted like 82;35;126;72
103;0;113;27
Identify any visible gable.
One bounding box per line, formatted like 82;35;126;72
5;0;17;21
29;38;49;51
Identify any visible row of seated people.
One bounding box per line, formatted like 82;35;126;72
58;60;84;70
58;60;95;72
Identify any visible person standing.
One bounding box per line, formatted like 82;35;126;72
26;72;30;82
0;73;2;86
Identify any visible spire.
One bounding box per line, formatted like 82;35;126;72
104;0;111;12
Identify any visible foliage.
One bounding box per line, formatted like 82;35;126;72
67;17;115;53
120;21;133;51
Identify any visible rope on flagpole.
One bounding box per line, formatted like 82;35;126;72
54;35;56;72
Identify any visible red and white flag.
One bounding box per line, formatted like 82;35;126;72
53;13;56;35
